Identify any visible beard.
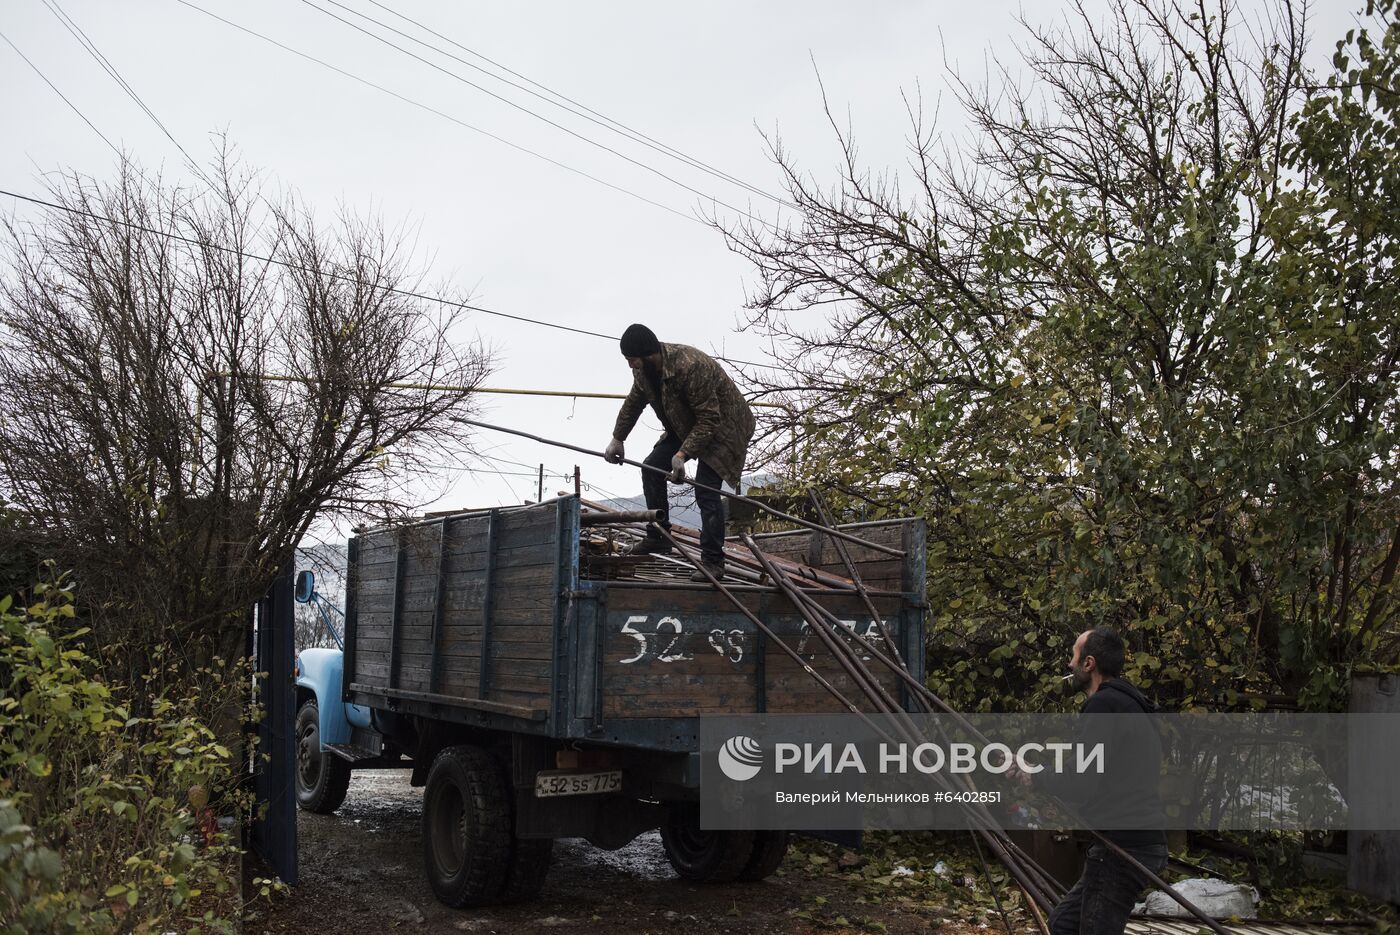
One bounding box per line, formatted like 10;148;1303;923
1068;666;1092;691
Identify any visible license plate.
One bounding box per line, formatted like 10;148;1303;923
534;769;623;798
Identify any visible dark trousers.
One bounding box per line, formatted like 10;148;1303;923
1048;843;1166;935
642;435;725;564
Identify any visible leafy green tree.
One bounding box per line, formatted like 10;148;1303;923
724;0;1399;711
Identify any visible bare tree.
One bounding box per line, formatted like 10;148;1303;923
0;152;491;692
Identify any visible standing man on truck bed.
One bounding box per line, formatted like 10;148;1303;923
604;324;754;581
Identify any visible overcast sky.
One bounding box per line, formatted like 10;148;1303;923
2;0;1358;538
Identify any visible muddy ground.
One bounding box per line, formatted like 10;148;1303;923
253;769;1007;935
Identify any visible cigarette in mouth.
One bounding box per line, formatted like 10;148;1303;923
1060;675;1074;682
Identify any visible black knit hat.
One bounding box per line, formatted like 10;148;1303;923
619;323;661;357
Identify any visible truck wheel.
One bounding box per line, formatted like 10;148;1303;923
500;837;553;903
423;746;512;907
738;831;790;881
659;804;755;883
295;700;351;814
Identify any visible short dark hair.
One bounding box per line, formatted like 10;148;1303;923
1081;626;1125;677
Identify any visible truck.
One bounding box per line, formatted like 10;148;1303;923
292;495;925;907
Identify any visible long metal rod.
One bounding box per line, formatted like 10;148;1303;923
579;509;661;525
771;562;1216;926
455;417;904;557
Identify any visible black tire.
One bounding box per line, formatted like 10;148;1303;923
738;830;789;881
422;746;513;907
295;700;351;814
500;837;554;903
659;804;756;883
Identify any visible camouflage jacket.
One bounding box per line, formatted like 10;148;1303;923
612;343;755;489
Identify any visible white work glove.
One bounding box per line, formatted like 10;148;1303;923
668;452;687;484
604;437;625;464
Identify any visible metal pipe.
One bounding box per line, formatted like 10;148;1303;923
456;417;905;557
579;509;661;526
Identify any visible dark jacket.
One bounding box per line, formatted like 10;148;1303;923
612;343;755;489
1034;679;1167;848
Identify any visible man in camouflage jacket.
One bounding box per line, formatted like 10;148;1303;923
604;324;754;579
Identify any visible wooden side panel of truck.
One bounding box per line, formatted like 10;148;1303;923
343;496;925;748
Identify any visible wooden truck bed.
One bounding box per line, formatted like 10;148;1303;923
343;496;925;752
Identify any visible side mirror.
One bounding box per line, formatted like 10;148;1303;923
294;569;316;603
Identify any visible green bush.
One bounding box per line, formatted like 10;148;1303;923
0;581;243;934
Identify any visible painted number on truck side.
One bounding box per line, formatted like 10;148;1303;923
708;628;746;664
795;620;883;661
617;615;748;665
618;615;693;664
617;616;886;666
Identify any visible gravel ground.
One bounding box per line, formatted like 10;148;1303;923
252;769;989;934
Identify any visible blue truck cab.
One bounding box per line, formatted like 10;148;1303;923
291;570;390;813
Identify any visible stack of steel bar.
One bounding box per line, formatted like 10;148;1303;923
590;495;1228;935
455;418;1227;935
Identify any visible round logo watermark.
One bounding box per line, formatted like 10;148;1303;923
718;735;763;781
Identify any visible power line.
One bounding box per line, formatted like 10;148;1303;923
295;0;782;235
0;185;609;340
327;0;795;210
41;0;207;184
170;0;699;227
0;186;783;372
0;28;120;157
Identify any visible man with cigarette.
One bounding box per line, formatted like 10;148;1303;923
603;325;755;581
1016;627;1167;935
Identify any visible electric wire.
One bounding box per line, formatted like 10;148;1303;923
41;0;210;187
325;0;795;210
0;186;782;372
170;0;698;227
21;1;790;372
296;0;782;235
0;28;120;157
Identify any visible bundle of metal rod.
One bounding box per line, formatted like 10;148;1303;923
577;497;861;591
737;534;1071;922
733;531;1228;935
634;519;1063;928
453;418;904;557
